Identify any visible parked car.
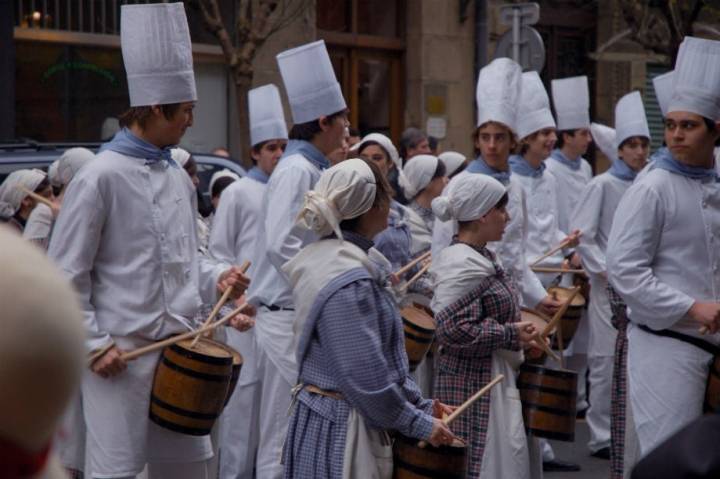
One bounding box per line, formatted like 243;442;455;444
0;141;246;205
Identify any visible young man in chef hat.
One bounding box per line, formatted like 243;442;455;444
48;3;250;478
210;83;288;479
245;39;349;479
608;36;720;458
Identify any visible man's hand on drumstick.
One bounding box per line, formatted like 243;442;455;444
514;321;539;348
228;295;256;332
563;229;582;248
432;399;456;419
690;302;720;334
91;345;128;379
217;265;251;299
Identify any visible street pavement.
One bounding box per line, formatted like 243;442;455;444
545;419;611;479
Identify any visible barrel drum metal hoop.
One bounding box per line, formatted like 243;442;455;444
392;433;467;478
401;304;436;372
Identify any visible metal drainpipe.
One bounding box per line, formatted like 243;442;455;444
474;0;488;83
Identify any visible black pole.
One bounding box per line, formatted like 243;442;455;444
0;0;15;140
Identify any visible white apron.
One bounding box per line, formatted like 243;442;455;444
480;350;539;479
83;335;212;477
341;409;393;479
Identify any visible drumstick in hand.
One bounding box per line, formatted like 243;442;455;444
418;375;504;448
530;238;572;267
17;186;55;209
190;260;250;348
400;261;432;292
121;301;251;361
393;250;431;278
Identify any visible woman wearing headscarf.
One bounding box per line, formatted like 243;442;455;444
24;147;94;250
172;147;212;254
430;173;542;479
282;158;456;478
0;169;52;233
439;151;468;179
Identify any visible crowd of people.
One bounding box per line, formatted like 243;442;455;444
2;2;720;479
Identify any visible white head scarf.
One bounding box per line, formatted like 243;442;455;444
47;160;61;189
171;147;191;167
350;133;401;171
439;151;467;177
398;154;440;199
0;169;46;218
297;158;376;240
55;148;94;187
432;174;506;222
209;169;240;195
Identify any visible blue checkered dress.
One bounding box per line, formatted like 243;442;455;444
434;244;521;478
283;238;434;479
374;201;413;271
608;284;629;479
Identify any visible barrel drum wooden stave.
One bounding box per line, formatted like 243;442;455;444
401;305;436;372
212;339;244;407
149;338;233;436
393;434;467;479
547;286;586;349
517;363;577;442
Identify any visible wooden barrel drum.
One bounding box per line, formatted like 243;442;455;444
149;337;233;436
214;340;244;407
547;286;585;349
517;363;577;442
704;355;720;413
401;305;436;372
393;434;467;479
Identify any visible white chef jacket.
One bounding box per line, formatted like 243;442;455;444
571;172;631;276
209;176;266;275
607;167;720;340
48;150;226;353
512;169;567;270
431;170;547;308
546;153;593;233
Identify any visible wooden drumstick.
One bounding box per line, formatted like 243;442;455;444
190;260;250;348
418;375;504;448
401;261;432;292
17;186;55;209
531;267;585;274
393;250;431;278
532;332;561;362
540;286;581;339
700;326;711;335
121;301;250;361
530;239;571;267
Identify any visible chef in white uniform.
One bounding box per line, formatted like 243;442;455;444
549;75;594;412
48;4;250;478
210;83;288;479
571;91;651;459
247;40;349;479
607;36;720;457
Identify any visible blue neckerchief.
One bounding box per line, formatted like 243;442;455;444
282;139;330;171
550;149;582;171
509;154;545;178
608;159;637;181
651;147;718;181
246;166;269;184
99;128;177;168
466;155;511;185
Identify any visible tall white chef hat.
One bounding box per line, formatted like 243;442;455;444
249;84;288;147
476;58;523;132
590;123;617;163
432;173;506;222
0;226;84;476
350;133;401;171
652;70;674;117
297;158;376;240
552;76;590;130
276;40;347;124
399;154;440;199
614;91;650;149
121;2;196;107
438;151;467;177
517;71;556;139
669;36;720;120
